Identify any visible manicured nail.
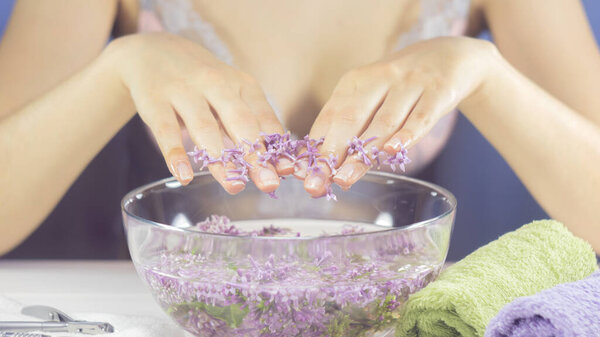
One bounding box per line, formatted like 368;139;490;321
228;179;245;187
294;160;308;178
386;138;404;152
176;161;193;182
259;168;279;187
335;163;365;184
278;158;294;170
305;173;325;191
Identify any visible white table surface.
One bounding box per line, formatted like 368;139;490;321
0;260;166;318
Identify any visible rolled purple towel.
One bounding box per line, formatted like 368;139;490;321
485;271;600;337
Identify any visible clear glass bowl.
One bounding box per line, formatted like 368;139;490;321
122;172;456;337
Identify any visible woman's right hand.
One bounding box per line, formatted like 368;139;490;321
101;33;288;194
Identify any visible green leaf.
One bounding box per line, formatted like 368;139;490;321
204;303;227;318
226;261;239;271
222;303;249;328
327;312;351;337
167;301;249;329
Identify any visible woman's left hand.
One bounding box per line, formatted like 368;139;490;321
298;36;502;196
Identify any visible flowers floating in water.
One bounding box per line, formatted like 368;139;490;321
194;215;298;237
187;133;410;201
143;215;440;337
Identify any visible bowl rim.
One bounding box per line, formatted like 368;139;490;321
121;171;456;240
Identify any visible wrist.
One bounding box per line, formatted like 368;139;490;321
458;40;506;118
93;40;137;118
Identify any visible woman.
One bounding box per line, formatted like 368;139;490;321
0;0;599;258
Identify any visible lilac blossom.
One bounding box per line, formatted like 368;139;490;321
385;144;411;173
188;133;411;201
347;136;377;166
143;215;441;337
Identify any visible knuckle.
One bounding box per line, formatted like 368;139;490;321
362;62;399;80
403;69;421;83
377;114;398;131
191;125;220;140
427;76;446;91
235;105;255;119
191;116;218;130
338;69;363;90
400;128;415;140
237;71;258;85
380;62;402;79
166;81;194;96
336;111;360;125
411;112;431;125
152;121;175;138
257;109;279;122
199;67;227;87
230;111;260;131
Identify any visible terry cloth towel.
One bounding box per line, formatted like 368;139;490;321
485;271;600;337
0;296;187;337
395;219;598;337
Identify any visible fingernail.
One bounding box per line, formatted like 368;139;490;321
278;158;294;170
294;160;308;178
229;179;245;187
259;168;279;187
386;138;404;152
176;161;193;182
305;173;325;191
335;163;365;183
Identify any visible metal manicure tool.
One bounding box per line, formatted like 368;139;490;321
0;305;114;335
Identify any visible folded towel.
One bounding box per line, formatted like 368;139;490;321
396;219;598;337
0;296;187;337
485;271;600;337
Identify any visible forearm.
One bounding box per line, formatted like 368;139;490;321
0;53;136;254
460;54;600;252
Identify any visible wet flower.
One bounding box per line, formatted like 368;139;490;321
144;215;439;337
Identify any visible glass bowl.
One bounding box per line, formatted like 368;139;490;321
122;171;456;337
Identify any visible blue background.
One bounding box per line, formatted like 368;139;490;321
0;1;598;260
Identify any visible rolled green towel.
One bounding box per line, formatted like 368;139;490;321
396;219;598;337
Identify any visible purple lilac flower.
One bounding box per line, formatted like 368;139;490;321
347;136;377;166
145;247;438;337
339;224;366;235
385;144;411;173
143;215;440;336
317;153;339;175
325;185;337;201
195;215;242;235
296;136;325;175
188;133;410;201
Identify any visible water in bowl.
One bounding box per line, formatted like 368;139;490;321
138;218;442;337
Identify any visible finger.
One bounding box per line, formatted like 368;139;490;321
240;82;284;135
291;99;337;180
292;76;375;181
384;88;458;153
171;94;245;194
304;88;388;197
136;98;194;186
205;87;280;193
240;84;293;175
334;86;423;189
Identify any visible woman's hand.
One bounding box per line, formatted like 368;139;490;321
299;37;501;196
103;33;287;194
